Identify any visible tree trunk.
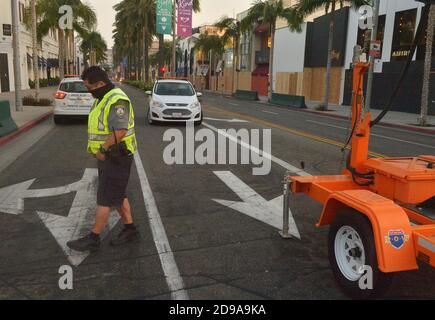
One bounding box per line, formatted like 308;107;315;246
234;35;240;94
232;38;237;94
58;28;65;80
420;4;435;126
268;22;275;102
31;0;39;100
321;1;336;111
143;25;149;82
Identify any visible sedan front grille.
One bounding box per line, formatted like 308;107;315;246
166;103;189;107
163;109;191;116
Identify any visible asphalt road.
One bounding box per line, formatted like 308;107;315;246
0;85;433;300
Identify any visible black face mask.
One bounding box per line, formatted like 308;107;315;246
89;82;115;100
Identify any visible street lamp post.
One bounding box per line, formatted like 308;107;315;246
11;0;23;112
172;0;177;78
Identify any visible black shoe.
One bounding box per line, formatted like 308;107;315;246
110;227;140;246
67;235;100;252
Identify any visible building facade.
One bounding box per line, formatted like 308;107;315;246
229;0;433;114
0;0;60;93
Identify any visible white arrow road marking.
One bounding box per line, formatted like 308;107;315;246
213;171;301;239
0;176;83;215
203;117;249;123
0;180;36;215
37;169;120;267
134;152;188;300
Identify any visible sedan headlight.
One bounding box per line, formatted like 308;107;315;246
152;100;165;108
190;101;200;109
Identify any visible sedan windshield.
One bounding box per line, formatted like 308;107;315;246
154;82;195;96
59;81;89;93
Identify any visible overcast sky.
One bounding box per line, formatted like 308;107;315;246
86;0;253;48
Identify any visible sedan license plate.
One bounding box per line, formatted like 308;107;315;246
172;112;182;117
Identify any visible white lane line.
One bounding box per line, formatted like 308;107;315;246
262;110;279;115
229;102;239;106
134;152;188;300
306;120;435;149
202;122;311;177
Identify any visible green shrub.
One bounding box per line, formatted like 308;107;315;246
28;77;60;89
23;95;53;106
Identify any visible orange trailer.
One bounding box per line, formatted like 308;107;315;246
281;61;435;299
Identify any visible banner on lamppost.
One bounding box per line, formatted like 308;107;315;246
177;0;193;37
156;0;173;35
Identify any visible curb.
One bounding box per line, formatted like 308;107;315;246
0;111;53;148
210;93;434;135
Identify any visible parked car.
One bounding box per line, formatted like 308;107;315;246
146;80;203;126
53;77;94;124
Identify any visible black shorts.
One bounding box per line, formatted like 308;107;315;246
97;155;133;207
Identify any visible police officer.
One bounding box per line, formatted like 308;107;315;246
67;66;139;252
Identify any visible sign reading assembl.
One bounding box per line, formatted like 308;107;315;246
177;0;193;37
157;0;173;35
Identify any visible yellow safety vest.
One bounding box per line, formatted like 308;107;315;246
87;87;137;155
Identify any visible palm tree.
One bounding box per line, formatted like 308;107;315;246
27;0;96;80
215;16;243;93
295;0;371;110
420;3;435;126
241;0;302;101
113;0;156;81
80;31;108;67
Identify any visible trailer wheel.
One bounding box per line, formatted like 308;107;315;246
328;210;393;299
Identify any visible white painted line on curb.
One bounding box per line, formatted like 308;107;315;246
134;152;189;300
262;110;279;115
306;120;435;149
203;122;311;177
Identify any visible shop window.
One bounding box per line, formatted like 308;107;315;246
391;9;417;61
240;31;251;70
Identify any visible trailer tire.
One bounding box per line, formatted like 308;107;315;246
328;210;393;299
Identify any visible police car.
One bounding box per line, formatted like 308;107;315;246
146;80;203;125
53;75;95;124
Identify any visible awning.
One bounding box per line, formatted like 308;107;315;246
254;23;269;34
252;64;269;76
47;58;59;68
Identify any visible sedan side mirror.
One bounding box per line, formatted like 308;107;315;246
197;92;203;97
145;91;152;96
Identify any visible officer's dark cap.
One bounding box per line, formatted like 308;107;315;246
81;66;110;85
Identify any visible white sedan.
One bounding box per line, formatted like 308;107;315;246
146;80;203;126
53;77;94;124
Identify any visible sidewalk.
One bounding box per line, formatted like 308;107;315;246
305;101;435;134
0;87;56;146
0;87;56;128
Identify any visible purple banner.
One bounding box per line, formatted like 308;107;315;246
177;0;193;37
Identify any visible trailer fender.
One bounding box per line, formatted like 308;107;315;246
317;190;418;273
